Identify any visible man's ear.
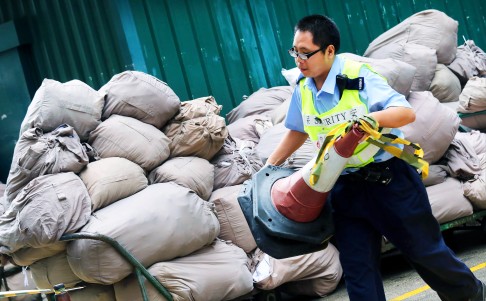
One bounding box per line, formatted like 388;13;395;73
326;45;335;57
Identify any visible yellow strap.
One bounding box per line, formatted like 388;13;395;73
366;139;429;179
358;119;429;179
309;117;429;185
310;122;349;185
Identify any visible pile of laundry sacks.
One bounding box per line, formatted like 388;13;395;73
0;69;342;301
1;8;486;301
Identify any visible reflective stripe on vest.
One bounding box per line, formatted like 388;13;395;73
300;57;390;168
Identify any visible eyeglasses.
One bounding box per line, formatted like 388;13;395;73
288;47;323;60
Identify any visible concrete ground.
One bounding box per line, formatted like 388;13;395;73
280;227;486;301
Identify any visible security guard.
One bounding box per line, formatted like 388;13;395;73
266;14;485;301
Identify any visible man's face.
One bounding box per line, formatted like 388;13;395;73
292;30;334;80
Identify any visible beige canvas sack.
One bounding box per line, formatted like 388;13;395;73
456;131;486;155
69;284;116;301
19;78;105;141
422;165;448;187
5;125;89;203
164;115;228;160
88;115;171;171
226;86;293;124
255;123;314;169
1;263;37;301
400;91;460;164
99;70;181;129
463;153;486;209
67;183;220;285
448;40;486;84
460;114;486;131
79;157;148;211
212;136;263;190
364;9;458;64
458;77;486;113
429;64;462;103
427;177;473;223
365;42;437;92
114;239;254;301
0;196;6;216
30;252;81;289
149;156;213;201
209;185;257;253
10;241;67;266
227;115;273;144
174;96;222;121
0;172;91;254
251;243;342;296
270;98;291;125
340;53;416;97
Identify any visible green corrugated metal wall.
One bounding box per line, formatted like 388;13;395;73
0;0;132;182
127;0;486;116
0;0;486;182
0;0;132;89
2;0;485;116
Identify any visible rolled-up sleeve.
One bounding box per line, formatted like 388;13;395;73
359;67;412;113
284;87;306;133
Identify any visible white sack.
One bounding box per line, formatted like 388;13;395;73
281;67;301;87
456;130;486;155
460;112;486;131
270;97;291;125
422;165;448;187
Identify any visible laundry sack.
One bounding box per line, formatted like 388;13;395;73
19;78;105;141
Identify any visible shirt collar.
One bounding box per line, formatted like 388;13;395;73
321;55;343;95
296;55;344;95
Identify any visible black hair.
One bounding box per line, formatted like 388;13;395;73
294;15;341;52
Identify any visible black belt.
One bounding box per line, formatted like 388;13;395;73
345;162;393;185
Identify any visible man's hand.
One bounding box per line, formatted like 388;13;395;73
359;114;379;130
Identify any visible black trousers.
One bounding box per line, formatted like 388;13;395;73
330;157;481;301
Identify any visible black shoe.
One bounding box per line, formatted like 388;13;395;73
471;282;486;301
